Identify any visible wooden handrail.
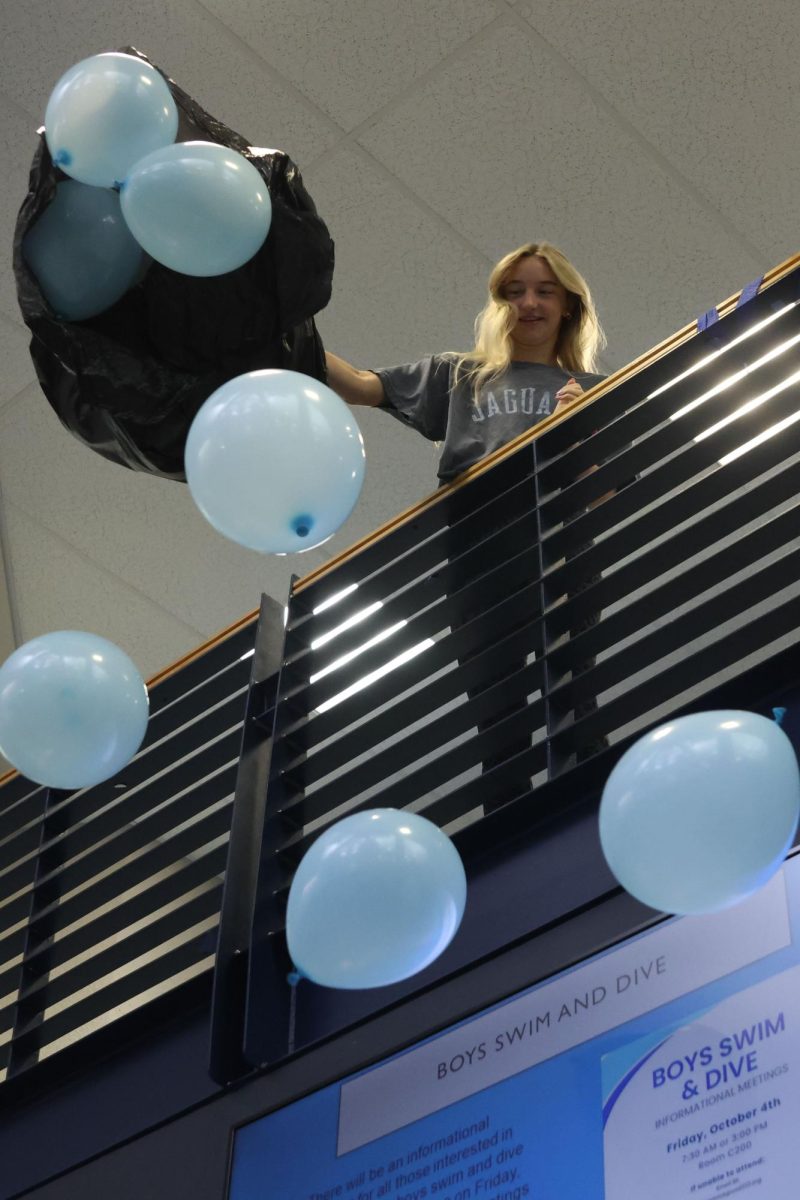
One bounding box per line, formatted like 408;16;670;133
1;248;798;792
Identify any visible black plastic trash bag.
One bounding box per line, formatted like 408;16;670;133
13;47;335;481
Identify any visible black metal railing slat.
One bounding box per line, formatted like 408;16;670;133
280;658;546;827
7;929;215;1059
543;543;800;726
542;358;800;526
275;566;544;744
548;591;800;765
283;513;537;681
282;520;540;698
536;300;800;486
279;696;549;862
535;481;799;652
538;427;800;602
0;729;241;904
6;886;223;1018
0;785;48;850
0;772;236;940
0;842;229;1001
279;619;546;786
0;798;233;967
286;475;538;650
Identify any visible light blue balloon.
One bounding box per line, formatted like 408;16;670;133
286;809;467;989
185;369;366;553
0;631;149;790
45;53;178;189
22;180;144;320
120;141;271;276
599;710;800;915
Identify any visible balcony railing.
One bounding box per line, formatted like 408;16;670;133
219;251;800;1076
2;251;800;1099
0;613;262;1091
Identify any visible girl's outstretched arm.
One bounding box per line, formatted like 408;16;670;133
325;352;385;407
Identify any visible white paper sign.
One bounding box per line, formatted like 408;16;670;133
603;965;800;1198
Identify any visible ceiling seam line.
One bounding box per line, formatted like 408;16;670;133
0;471;23;649
303;9;515;173
1;497;210;649
500;0;768;268
191;0;350;140
336;140;496;269
0;384;38;431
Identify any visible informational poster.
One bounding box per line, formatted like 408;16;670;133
229;860;800;1200
602;968;799;1198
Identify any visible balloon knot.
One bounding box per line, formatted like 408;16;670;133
291;515;313;539
287;969;302;987
772;707;787;726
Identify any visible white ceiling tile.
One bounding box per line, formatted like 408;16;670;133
2;502;205;680
0;317;35;409
357;20;762;370
2;0;338;164
306;144;491;365
0;94;43;328
200;0;505;129
0;385;333;636
0;90;40;170
513;0;800;266
0;515;16;664
0;272;24;328
0;96;40;326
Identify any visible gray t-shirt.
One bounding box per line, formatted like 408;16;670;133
374;355;606;483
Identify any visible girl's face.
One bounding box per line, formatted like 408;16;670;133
501;255;571;362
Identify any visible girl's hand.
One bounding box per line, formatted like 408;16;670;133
554;377;584;411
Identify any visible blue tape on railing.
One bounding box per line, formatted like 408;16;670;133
736;276;764;308
697;308;720;332
697;275;764;332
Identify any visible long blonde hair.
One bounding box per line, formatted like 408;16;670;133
452;242;606;399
